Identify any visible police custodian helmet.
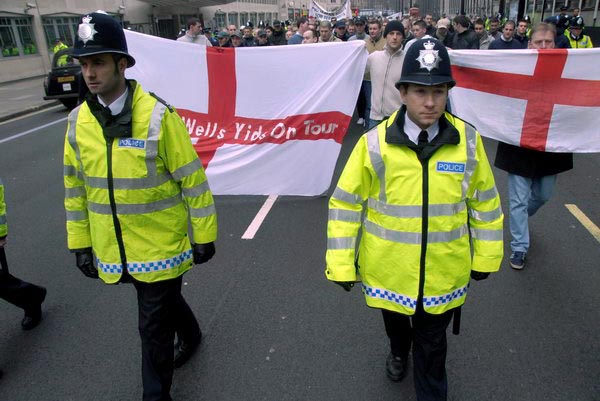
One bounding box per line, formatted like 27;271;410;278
73;11;136;67
395;38;455;89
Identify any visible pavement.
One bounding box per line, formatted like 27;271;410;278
0;76;61;123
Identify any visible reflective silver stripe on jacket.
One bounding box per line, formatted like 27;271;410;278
362;283;417;309
63;164;83;180
172;158;202;181
65;186;86;198
66;209;88;221
332;186;363;205
461;123;478;199
469;207;503;222
327;237;356;250
189;204;216;218
423;284;468;307
365;220;468;244
86;173;172;190
329;208;362;223
473;186;498;202
182;181;210;198
470;227;503;241
145;102;166;177
366;129;386;203
67;107;84;176
369;198;466;218
87;193;183;215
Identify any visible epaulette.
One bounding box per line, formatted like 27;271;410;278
149;92;174;113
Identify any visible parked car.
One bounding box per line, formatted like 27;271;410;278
43;47;81;109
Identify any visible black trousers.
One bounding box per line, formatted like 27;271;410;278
133;276;200;401
382;305;454;401
0;272;45;313
356;80;368;119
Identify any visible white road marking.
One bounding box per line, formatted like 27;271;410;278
0;117;67;144
565;204;600;245
242;195;278;240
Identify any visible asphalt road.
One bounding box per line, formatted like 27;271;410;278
0;108;598;401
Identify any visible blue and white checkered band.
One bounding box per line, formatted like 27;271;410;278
78;15;97;45
422;285;468;307
118;138;146;149
97;249;193;274
417;40;441;71
362;284;418;310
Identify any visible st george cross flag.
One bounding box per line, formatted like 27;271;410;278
124;31;367;195
448;48;600;153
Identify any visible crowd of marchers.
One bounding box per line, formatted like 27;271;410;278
176;7;593;49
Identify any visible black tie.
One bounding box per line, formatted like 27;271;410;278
418;130;429;148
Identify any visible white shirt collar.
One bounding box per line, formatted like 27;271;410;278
403;112;439;145
98;87;129;115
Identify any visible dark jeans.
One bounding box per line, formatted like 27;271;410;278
0;272;45;312
133;276;200;401
382;306;453;401
356;80;368;119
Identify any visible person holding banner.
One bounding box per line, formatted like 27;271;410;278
64;11;217;401
493;22;573;270
326;38;503;401
0;177;47;333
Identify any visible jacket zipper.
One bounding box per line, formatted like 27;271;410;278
106;137;128;275
418;157;429;304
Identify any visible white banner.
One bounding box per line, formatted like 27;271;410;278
124;31;368;195
309;0;352;20
449;48;600;153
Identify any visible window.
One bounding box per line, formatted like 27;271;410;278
42;16;79;48
258;13;266;25
215;12;226;30
240;12;249;26
249;12;258;26
0;16;37;57
228;12;238;27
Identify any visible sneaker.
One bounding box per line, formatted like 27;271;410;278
385;352;408;382
356;118;365;126
509;251;526;270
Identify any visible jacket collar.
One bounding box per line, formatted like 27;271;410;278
385;105;460;160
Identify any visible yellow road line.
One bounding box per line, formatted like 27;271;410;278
565;204;600;245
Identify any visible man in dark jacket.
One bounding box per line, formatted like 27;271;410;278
494;22;573;271
269;20;287;45
489;21;527;49
451;15;479;49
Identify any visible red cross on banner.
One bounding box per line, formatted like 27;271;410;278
175;47;350;168
451;49;600;151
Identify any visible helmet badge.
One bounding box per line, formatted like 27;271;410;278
78;15;98;45
416;40;441;72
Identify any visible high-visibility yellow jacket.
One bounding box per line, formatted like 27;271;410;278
64;81;217;284
326;108;503;315
564;30;593;48
52;42;69;66
0;178;7;238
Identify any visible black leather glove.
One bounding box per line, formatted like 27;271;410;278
333;281;354;292
471;271;490;281
193;242;215;265
75;248;98;279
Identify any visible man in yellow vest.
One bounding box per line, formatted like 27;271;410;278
64;11;217;401
326;38;503;401
564;16;594;48
52;38;69;66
